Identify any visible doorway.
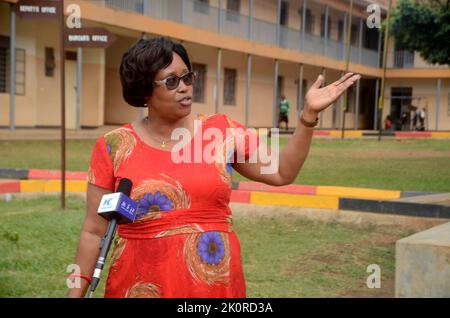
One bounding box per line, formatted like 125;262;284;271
65;52;77;130
391;87;412;131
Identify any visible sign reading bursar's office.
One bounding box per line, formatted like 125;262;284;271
65;28;117;49
14;0;61;20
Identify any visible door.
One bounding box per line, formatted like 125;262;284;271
65;59;77;130
391;87;412;131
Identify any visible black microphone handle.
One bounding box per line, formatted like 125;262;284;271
89;218;117;295
116;178;132;196
88;178;133;297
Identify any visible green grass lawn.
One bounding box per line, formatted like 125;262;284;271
1;138;449;192
0;195;415;297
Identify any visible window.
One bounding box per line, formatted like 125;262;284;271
194;0;209;14
394;46;414;68
338;22;358;45
364;27;379;50
193;63;206;103
226;0;240;22
320;14;331;38
45;47;55;77
300;8;314;34
338;20;344;42
15;49;25;95
0;35;26;95
223;68;237;105
0;37;7;93
106;0;144;14
280;1;288;26
351;24;358;46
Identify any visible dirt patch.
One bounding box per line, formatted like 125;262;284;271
340;277;395;298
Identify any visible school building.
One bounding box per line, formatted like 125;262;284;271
1;0;449;131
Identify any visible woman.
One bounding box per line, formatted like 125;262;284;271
68;37;360;298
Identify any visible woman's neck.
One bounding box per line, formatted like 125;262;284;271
145;112;193;139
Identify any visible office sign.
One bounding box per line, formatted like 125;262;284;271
65;27;117;49
14;0;61;20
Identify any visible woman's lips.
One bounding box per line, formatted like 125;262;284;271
178;97;192;107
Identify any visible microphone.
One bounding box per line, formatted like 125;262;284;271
88;178;137;297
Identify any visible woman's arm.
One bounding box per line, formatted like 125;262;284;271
67;183;111;298
232;72;361;186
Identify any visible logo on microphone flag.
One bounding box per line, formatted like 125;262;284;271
98;193;137;223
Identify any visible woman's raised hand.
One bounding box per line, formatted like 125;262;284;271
303;72;361;117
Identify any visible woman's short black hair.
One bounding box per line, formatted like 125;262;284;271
120;37;192;107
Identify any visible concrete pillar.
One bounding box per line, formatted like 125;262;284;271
273;59;279;128
245;54;252;127
216;48;222;114
435;78;441;131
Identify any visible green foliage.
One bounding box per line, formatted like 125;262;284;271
390;0;450;65
3;230;20;244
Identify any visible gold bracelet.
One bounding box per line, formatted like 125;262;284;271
300;114;319;128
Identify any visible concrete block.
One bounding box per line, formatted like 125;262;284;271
396;222;450;297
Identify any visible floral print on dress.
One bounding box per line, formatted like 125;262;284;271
104;127;136;173
131;174;191;221
125;282;161;298
184;231;230;285
214;135;235;186
110;237;127;270
137;192;174;215
155;224;204;239
197;231;225;265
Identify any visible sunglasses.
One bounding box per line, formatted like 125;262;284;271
153;71;196;90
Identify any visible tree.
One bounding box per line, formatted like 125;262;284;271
389;0;450;66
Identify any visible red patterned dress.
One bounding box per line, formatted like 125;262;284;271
87;113;259;298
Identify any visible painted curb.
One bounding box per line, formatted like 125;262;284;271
0;169;29;180
0;180;21;193
28;169;87;180
339;198;450;219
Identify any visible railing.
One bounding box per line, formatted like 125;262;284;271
394;50;415;68
252;18;276;46
103;0;380;68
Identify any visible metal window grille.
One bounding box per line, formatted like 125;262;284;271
193;63;206;103
224;68;237;105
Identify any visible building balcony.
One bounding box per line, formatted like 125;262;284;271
103;0;381;68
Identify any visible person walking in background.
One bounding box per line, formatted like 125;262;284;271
384;115;393;131
417;107;426;131
278;95;290;131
